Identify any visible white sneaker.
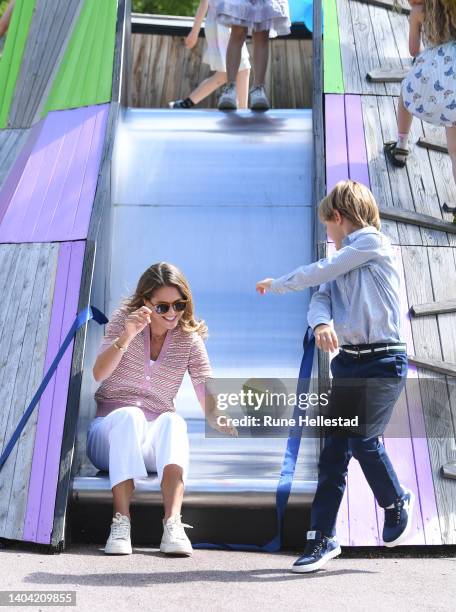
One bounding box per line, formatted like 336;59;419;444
249;85;270;111
104;512;132;555
160;514;193;556
218;83;237;110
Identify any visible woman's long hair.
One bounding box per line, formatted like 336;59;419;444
395;0;456;45
123;262;208;338
423;0;456;45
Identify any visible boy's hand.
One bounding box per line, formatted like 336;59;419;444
185;29;199;49
314;324;339;352
256;278;274;294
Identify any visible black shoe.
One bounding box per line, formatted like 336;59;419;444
292;530;341;573
169;98;194;109
384;140;409;168
383;488;415;547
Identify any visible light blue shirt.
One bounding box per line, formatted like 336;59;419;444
270;227;404;346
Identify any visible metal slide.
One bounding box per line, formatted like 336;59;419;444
74;109;318;506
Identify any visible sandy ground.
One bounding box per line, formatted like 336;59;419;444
0;544;455;611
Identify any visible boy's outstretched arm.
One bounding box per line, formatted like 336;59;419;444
262;233;383;294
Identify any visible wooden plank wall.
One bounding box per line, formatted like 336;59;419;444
0;129;29;189
0;243;59;541
0;0;127;549
130;34;313;109
7;0;83;128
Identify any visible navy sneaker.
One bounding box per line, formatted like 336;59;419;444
383;488;415;547
291;530;341;573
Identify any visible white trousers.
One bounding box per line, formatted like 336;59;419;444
86;407;189;490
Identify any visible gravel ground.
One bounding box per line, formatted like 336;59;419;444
0;544;455;611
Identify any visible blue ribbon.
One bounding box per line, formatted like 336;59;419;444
0;305;108;472
194;326;316;552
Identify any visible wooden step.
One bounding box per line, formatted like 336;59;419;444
442;463;456;480
408;356;456;377
355;0;410;14
410;300;456;317
417;136;448;154
379;206;456;234
367;69;408;83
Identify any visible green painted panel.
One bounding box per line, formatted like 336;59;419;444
0;0;36;128
323;0;344;93
42;0;117;115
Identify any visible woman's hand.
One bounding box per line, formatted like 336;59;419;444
314;323;339;353
206;412;238;437
185;28;199;49
124;306;152;340
256;278;274;295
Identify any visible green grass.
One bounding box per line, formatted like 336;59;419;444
133;0;199;16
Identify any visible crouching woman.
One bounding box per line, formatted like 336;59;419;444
87;262;234;556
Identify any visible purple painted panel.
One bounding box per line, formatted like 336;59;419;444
383;391;425;545
23;241;85;544
347;460;380;545
336;483;350;546
0;121;42;224
325;94;348;192
0;104;108;243
37;241;85;543
345;95;370;187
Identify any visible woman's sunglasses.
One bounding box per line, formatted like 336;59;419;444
146;299;187;315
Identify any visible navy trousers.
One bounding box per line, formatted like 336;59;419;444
310;349;408;537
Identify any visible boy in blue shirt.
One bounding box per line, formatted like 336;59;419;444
257;180;414;572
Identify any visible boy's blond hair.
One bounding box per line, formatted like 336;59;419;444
318;180;381;231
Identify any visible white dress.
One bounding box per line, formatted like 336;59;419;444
401;39;456;127
216;0;291;39
203;0;251;72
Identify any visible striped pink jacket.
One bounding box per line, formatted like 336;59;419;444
94;306;213;421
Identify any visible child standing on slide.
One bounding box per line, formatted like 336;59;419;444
385;0;456;195
170;0;251;109
216;0;291;111
256;180;413;573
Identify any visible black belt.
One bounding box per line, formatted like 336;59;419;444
339;342;407;357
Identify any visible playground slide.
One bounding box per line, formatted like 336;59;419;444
72;108;319;506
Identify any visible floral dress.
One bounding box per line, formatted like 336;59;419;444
203;0;251;72
401;40;456;127
216;0;291;38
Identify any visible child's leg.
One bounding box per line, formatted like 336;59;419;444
395;94;414;161
349;437;403;508
187;71;227;105
445;126;456;185
226;26;247;84
397;93;413;137
236;68;250;108
385;94;414;165
309;434;352;537
251;30;269;87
